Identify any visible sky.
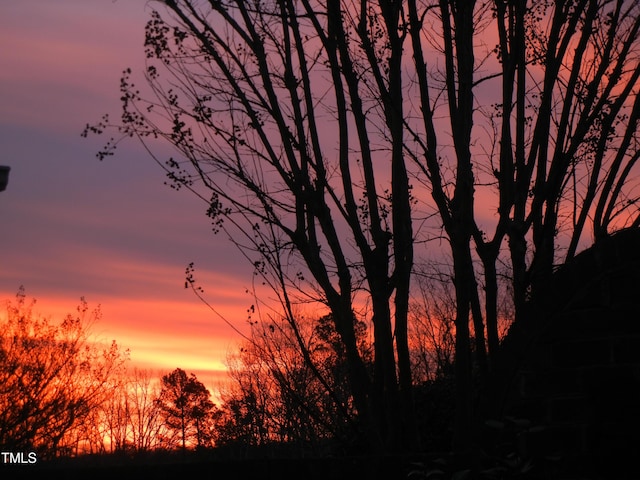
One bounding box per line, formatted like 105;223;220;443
0;1;618;396
0;1;257;389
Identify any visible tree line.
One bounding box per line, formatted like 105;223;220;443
0;289;216;458
1;280;462;459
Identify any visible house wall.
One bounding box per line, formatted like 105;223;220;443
489;229;640;476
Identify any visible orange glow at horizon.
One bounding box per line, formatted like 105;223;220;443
0;265;255;390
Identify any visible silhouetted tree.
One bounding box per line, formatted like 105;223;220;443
216;313;369;450
0;288;127;458
78;367;168;454
86;0;640;452
157;368;216;451
125;368;167;452
409;270;457;383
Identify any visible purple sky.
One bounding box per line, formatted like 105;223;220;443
0;1;257;386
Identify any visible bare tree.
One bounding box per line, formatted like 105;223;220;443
77;367;168;454
87;0;418;451
0;288;127;458
402;0;640;449
125;368;167;452
86;0;640;452
216;313;369;450
409;270;457;383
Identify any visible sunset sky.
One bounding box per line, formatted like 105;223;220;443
0;1;258;388
2;1;624;396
